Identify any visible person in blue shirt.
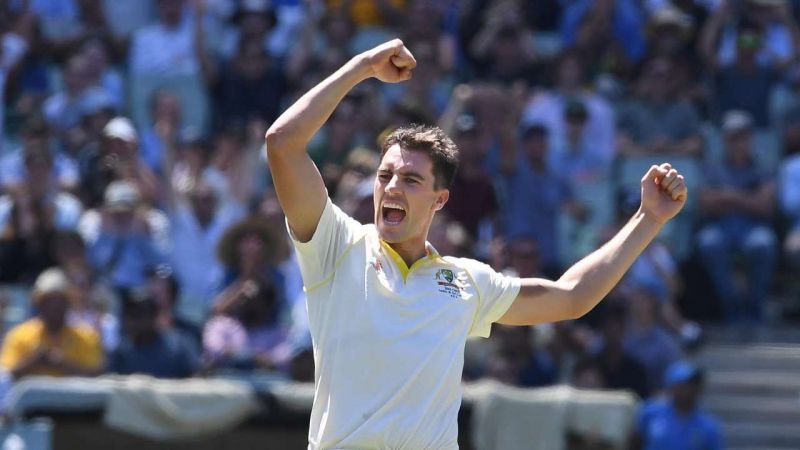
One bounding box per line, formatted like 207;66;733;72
110;290;200;379
635;361;723;450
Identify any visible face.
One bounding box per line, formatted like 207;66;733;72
373;145;448;245
236;40;269;79
725;131;753;164
189;183;217;223
158;0;184;26
237;233;266;265
38;295;69;330
508;239;540;277
672;379;701;408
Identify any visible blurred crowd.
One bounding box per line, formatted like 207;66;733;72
2;0;800;445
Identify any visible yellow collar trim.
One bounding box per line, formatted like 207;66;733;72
380;241;440;282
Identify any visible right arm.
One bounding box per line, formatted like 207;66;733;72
265;39;416;242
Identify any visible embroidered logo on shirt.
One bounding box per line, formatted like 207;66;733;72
435;269;462;298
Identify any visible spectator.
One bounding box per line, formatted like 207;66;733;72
521;51;616;165
500;123;584;275
381;41;452;117
139;90;183;174
128;0;213;132
219;0;278;61
53;231;120;352
780;111;800;269
216;217;290;304
215;37;286;130
332;149;379;226
167;177;246;314
0;268;104;379
0;145;83;283
442;113;499;240
84;116;160;208
307;98;367;192
468;1;538;85
624;283;684;393
485;324;557;388
592;303;649;399
110;291;200;378
79;37;125;110
697;110;777;322
203;278;291;372
701;0;800;70
617;57;703;157
146;264;203;348
0;11;33;152
701;7;797;127
43;52;102;134
561;0;647;72
635;361;723;450
79;180;170;292
647;5;696;60
549;99;609;181
1;116;80;193
504;237;542;279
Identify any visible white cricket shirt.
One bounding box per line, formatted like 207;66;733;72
291;199;521;450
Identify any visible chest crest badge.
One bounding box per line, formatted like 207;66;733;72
435;269;463;298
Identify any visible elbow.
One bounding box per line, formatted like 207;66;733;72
265;126;283;150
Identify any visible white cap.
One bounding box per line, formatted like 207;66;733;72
721;110;754;136
651;5;693;30
104;180;141;210
32;268;72;303
240;0;271;13
103;117;138;142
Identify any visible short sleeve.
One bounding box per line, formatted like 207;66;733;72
464;260;521;338
288;198;365;291
0;327;27;370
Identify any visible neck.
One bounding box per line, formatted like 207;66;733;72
674;399;697;415
43;323;65;336
386;238;428;268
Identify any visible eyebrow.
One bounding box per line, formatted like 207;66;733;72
378;168;426;181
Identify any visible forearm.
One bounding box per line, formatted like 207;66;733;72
266;56;371;154
558;209;663;316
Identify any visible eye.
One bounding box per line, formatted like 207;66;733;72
378;173;391;182
406;177;420;185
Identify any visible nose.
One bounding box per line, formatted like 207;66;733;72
385;174;401;194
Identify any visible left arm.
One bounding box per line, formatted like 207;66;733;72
498;163;687;325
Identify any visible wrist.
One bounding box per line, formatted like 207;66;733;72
636;207;668;228
349;54;375;82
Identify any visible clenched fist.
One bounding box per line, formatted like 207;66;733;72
361;39;417;83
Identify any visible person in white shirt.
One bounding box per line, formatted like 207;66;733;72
266;39;689;450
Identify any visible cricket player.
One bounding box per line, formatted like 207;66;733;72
266;39;687;450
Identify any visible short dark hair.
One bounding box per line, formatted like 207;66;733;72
380;124;460;189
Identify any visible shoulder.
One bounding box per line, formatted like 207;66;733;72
640;398;670;418
6;320;42;341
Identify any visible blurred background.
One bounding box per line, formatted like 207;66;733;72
0;0;799;448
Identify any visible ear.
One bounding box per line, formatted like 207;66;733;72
434;189;450;211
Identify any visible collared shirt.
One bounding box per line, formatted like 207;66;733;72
0;319;103;377
291;198;520;450
169;198;245;309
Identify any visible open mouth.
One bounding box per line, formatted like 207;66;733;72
382;201;406;225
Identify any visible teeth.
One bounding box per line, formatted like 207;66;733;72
383;202;405;211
